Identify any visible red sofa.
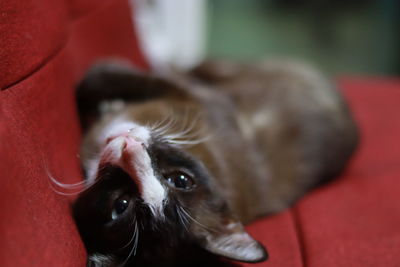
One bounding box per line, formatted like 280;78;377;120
1;0;399;266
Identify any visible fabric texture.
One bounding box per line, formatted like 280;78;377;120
0;0;147;266
1;0;399;266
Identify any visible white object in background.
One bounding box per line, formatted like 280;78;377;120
131;0;207;70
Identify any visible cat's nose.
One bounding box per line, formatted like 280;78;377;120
105;132;129;144
122;135;147;155
101;134;146;165
100;121;151;149
106;132;146;147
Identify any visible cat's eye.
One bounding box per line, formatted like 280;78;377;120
164;171;195;190
111;194;130;220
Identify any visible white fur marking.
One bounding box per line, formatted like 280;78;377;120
97;120;166;217
97;119;151;147
207;232;264;261
122;137;166;217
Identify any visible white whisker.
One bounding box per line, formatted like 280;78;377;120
121;218;137;249
43;155;97;196
166;134;213;147
47;171;87;189
176;206;189;232
179;206;220;234
47;185;90;196
154;112;212;147
133;221;139;254
150;110;178;136
119;221;139;267
149;111;173;132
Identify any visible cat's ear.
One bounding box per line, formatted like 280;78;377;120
201;220;268;263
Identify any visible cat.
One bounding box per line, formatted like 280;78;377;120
72;59;358;266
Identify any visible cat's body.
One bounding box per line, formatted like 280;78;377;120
73;60;358;266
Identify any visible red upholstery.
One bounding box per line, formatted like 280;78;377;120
1;1;400;266
0;0;146;265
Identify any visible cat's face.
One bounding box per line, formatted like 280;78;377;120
73;118;267;266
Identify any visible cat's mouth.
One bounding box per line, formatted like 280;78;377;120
97;164;140;196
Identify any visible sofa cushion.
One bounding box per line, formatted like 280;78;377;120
0;0;147;265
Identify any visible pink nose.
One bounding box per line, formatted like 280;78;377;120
106;132;130;145
106;132;146;147
123;135;146;153
99;134;147;171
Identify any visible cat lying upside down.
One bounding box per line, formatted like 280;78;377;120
72;60;358;266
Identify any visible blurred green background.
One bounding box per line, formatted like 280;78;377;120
206;0;400;75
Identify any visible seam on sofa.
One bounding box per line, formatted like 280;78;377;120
290;207;307;267
1;38;68;91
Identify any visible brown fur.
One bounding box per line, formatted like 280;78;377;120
188;60;358;219
81;59;358;223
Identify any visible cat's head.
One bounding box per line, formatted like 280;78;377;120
73;120;268;266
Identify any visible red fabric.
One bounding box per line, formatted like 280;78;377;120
0;0;147;266
68;0;114;19
244;78;400;267
1;0;400;265
0;0;69;89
